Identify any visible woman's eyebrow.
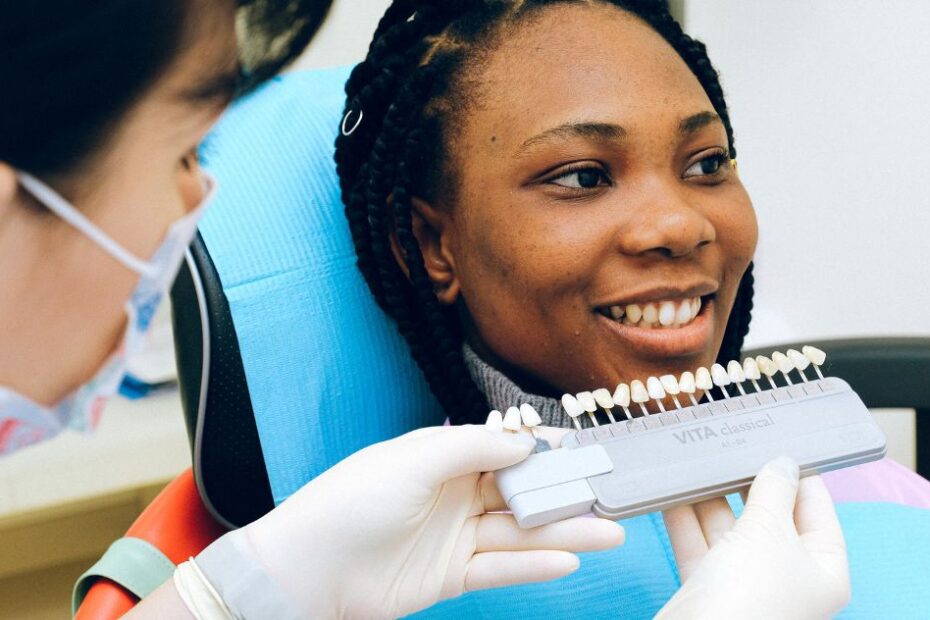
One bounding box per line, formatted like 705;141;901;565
516;122;627;157
679;111;722;134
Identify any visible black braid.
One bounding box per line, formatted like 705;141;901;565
335;0;755;424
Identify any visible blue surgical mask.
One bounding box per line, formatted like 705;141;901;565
0;171;216;455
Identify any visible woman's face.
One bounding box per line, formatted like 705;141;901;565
416;4;757;397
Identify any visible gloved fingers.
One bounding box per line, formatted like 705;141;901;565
477;471;509;512
795;475;848;567
474;513;624;553
739;456;800;530
662;504;708;582
406;425;536;487
692;497;736;548
464;550;580;592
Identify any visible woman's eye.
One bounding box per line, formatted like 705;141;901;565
548;167;610;189
683;152;729;179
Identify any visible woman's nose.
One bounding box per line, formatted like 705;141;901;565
615;188;716;259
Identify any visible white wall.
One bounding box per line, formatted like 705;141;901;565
682;1;930;347
294;0;393;69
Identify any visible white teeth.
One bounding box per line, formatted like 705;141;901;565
678;371;696;393
612;383;631;407
630;380;649;403
642;303;659;324
742;357;761;380
647;376;666;400
727;360;746;382
658;301;676;326
802;345;826;366
695;367;714;390
503;406;522;431
787;349;810;370
592;388;614;409
660;374;680;395
605;297;702;329
561;393;584;418
519;403;542;427
486;410;504;432
576;391;597;413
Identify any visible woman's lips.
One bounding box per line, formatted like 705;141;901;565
595;297;716;357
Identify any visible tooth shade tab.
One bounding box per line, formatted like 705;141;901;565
742;357;761;380
660;374;681;395
787;349;811;370
561;393;584;418
519;403;542;427
802;345;827;366
755;355;778;377
630;380;650;404
727;360;746;382
612;383;631;407
647;376;666;400
678;371;696;394
710;363;731;386
695;367;714;390
772;351;794;374
593;388;614;409
486;410;503;432
576;391;597;413
503;406;522;431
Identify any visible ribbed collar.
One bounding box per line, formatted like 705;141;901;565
462;344;578;428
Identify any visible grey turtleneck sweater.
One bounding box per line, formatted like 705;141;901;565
462;344;587;428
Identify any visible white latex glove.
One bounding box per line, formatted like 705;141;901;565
241;424;624;619
657;457;851;620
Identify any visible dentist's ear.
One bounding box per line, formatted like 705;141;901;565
387;194;461;305
0;163;17;215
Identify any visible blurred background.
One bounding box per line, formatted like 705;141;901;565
2;1;928;617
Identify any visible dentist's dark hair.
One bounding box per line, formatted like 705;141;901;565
335;0;754;425
0;0;331;177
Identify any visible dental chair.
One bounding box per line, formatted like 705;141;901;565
72;66;930;618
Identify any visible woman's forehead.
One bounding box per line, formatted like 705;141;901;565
461;4;713;147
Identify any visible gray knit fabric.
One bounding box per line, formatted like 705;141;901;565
462;344;580;428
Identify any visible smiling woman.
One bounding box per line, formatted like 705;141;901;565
336;0;756;424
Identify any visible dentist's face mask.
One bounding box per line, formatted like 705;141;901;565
0;171;216;455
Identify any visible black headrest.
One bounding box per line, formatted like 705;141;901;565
170;233;275;528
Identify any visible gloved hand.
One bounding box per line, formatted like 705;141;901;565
656;457;851;620
238;424;624;619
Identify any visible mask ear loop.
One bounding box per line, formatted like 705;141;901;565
16;172;159;279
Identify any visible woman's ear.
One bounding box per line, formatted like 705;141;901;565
388;195;461;305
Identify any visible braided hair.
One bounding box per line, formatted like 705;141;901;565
335;0;754;424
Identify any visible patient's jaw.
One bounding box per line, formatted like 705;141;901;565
412;4;757;398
